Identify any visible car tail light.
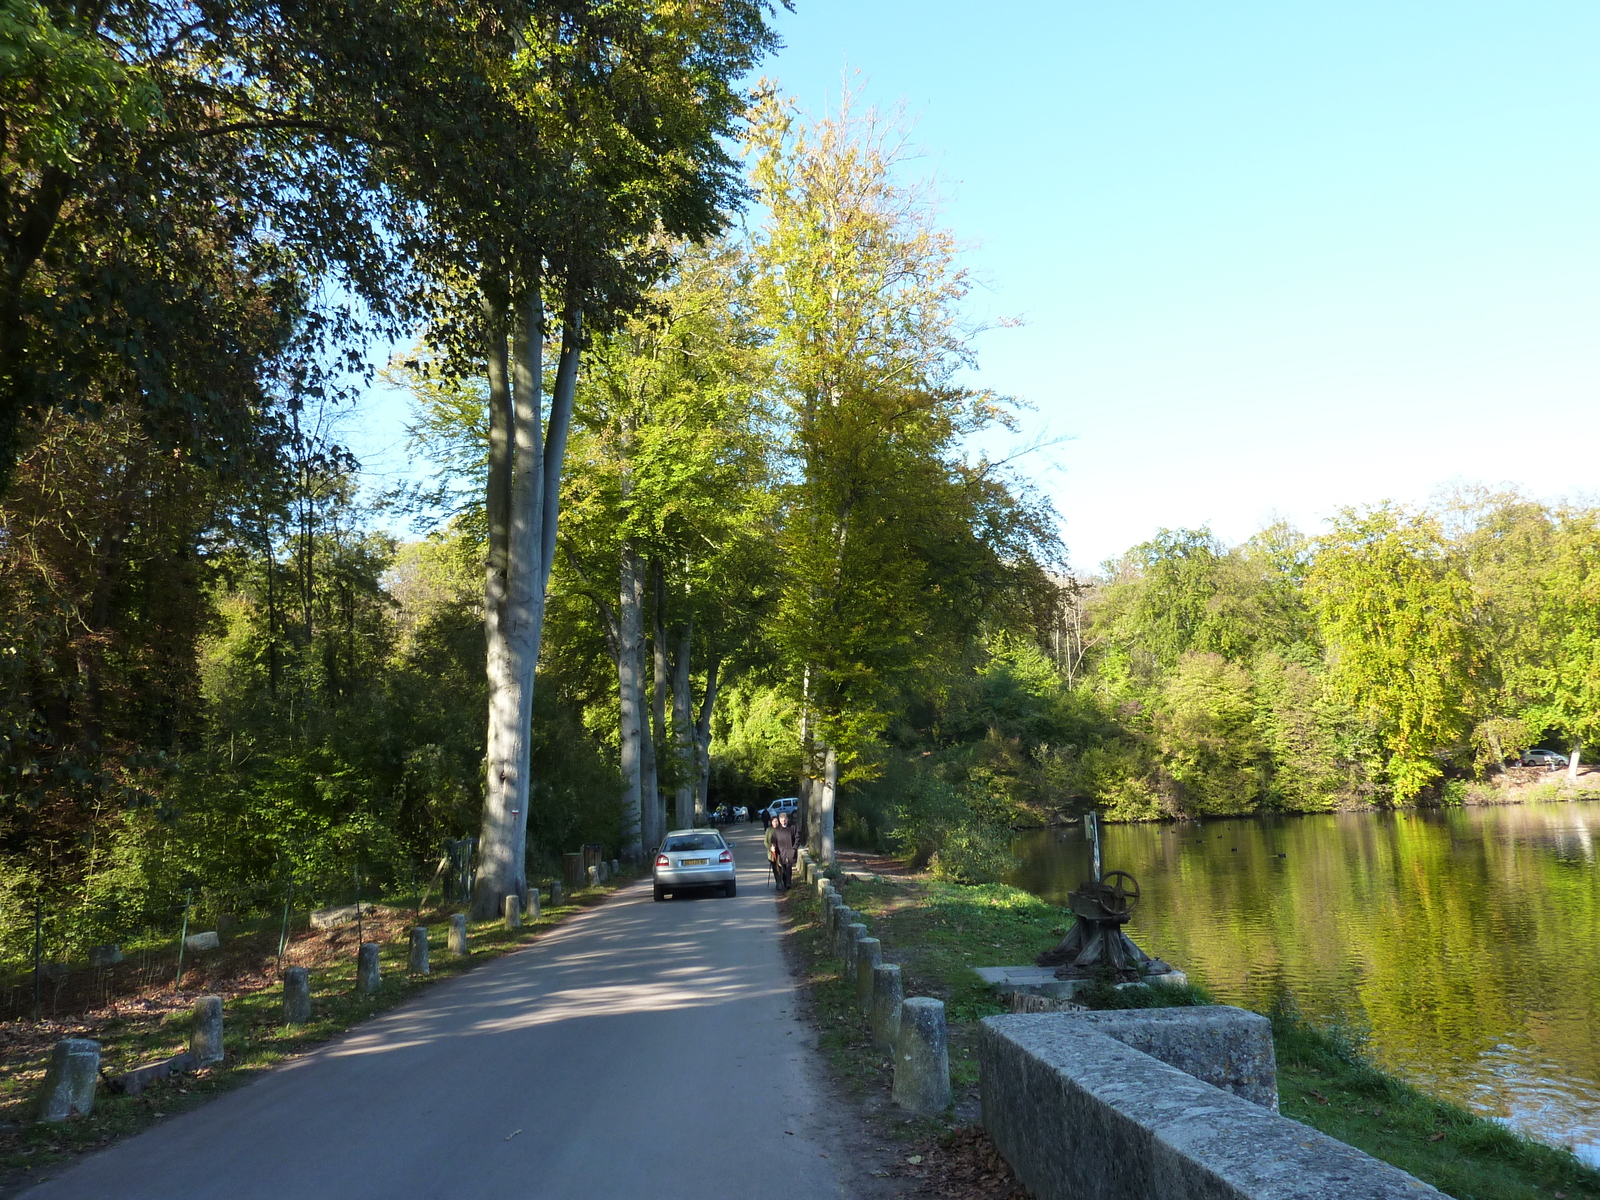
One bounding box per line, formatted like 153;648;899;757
718;850;732;863
655;854;669;867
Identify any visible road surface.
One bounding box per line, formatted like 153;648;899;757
25;824;856;1200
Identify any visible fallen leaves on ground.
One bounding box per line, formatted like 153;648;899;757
890;1125;1032;1200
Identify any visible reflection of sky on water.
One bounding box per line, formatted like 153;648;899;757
1010;802;1600;1165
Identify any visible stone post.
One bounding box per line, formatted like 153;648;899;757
527;888;541;920
871;964;904;1054
844;923;868;981
822;893;841;936
191;995;225;1066
503;894;522;930
587;864;600;887
833;909;858;957
551;881;563;906
283;967;311;1024
893;997;951;1114
408;927;430;974
449;913;468;956
610;858;620;877
35;1039;100;1121
855;938;882;1013
816;876;833;899
356;943;381;995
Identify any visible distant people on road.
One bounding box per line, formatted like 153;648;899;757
761;805;771;830
768;812;798;891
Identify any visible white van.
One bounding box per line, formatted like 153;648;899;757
765;797;799;820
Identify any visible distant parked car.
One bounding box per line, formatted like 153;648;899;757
733;805;749;822
654;829;736;900
1520;748;1569;769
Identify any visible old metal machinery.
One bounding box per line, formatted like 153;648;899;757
1036;814;1175;982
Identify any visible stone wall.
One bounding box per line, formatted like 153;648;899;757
979;1010;1441;1200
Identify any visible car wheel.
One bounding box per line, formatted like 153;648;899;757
725;880;737;898
654;885;666;902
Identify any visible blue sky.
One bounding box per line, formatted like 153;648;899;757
350;0;1600;570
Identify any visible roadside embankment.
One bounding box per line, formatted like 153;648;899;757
782;869;1600;1200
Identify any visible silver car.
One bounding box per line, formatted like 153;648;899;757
653;829;736;900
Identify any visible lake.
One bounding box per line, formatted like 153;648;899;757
1008;801;1600;1164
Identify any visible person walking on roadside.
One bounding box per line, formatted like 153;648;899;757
768;811;798;891
760;805;771;830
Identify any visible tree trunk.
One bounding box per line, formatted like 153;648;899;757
818;745;837;864
651;560;670;832
694;655;721;822
672;616;695;825
1569;740;1584;783
619;539;645;858
475;281;584;917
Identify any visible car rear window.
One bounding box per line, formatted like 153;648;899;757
665;835;723;852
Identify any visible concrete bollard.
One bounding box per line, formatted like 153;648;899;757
503;894;522;930
893;997;951;1114
408;927;430;974
611;858;620;878
822;893;842;935
855;938;882;1013
844;923;868;982
356;943;381;995
449;913;468;955
871;963;904;1054
283;966;311;1024
191;995;225;1066
833;909;859;957
527;888;541;919
587;864;600;887
551;881;563;906
816;876;832;899
35;1039;100;1121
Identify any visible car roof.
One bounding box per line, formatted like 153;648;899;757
664;828;723;837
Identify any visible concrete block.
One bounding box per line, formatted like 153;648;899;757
855;938;882;1013
356;942;380;994
893;997;951;1114
550;881;563;906
610;858;620;878
310;903;377;930
184;931;220;952
283;967;311;1023
503;894;522;930
978;1013;1440;1200
527;888;541;919
108;1052;193;1096
190;995;224;1066
872;964;903;1053
35;1039;99;1121
449;913;468;956
974;964;1189;1001
587;864;600;887
1050;1006;1277;1109
843;923;868;981
408;927;430;975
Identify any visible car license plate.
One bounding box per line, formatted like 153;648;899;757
682;857;708;866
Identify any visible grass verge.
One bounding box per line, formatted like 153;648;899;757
785;869;1600;1200
0;872;639;1193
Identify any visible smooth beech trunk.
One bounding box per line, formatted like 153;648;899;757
672;619;695;824
1570;740;1584;782
650;562;669;835
474;280;584;918
818;745;837;864
693;655;720;820
618;540;645;857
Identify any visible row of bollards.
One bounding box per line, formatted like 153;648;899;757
34;891;552;1124
803;860;951;1116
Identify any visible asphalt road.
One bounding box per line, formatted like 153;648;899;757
24;824;852;1200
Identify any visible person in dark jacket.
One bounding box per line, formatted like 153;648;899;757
767;811;798;891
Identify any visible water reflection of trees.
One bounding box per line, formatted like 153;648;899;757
1010;804;1600;1151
